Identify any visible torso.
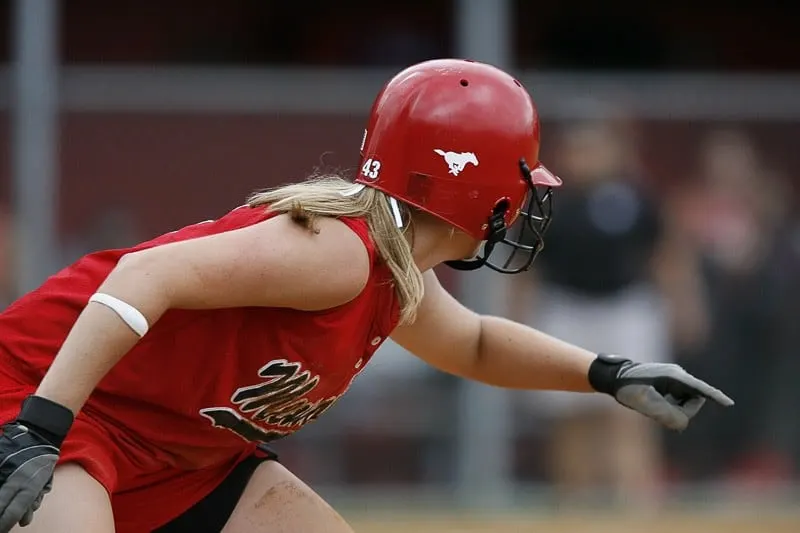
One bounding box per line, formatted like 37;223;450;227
537;181;661;297
0;205;398;468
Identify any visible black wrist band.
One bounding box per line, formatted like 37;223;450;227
17;395;75;447
588;353;630;395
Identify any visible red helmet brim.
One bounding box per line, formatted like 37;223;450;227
530;163;563;187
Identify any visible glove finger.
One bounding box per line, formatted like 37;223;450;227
678;396;706;420
18;506;34;527
0;456;56;532
616;384;689;431
0;479;25;532
0;488;32;533
4;486;46;529
0;482;17;513
30;491;44;512
621;364;734;406
679;375;733;406
664;367;734;406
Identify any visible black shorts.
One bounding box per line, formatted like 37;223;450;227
153;445;279;533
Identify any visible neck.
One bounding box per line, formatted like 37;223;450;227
408;226;446;272
406;215;473;272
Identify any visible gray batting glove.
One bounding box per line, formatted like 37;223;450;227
0;396;73;532
588;353;734;431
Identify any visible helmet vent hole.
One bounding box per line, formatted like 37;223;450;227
460;79;469;87
513;79;522;87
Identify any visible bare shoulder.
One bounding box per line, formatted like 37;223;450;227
252;214;372;308
258;213;370;269
120;213;371;312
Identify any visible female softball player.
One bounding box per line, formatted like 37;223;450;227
0;59;732;532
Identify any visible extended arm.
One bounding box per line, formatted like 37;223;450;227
391;270;595;392
392;270;733;431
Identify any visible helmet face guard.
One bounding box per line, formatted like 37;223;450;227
445;159;554;274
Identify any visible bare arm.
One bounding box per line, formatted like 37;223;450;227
505;266;540;324
391;270;595;392
36;214;371;413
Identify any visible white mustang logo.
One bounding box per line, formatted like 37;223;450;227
434;149;479;176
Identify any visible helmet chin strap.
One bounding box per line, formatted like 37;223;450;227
444;244;494;271
444;208;507;271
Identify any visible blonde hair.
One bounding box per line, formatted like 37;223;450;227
247;175;423;325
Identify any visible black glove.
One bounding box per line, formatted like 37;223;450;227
588;353;734;431
0;395;74;532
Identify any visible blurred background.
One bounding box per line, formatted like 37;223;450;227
1;0;800;531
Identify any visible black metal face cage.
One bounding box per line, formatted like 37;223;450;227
445;159;555;274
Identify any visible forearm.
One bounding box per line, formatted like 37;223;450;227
470;315;596;392
35;256;170;413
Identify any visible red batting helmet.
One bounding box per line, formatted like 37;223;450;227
354;58;561;273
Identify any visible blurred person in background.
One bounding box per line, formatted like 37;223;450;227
669;128;795;486
0;60;732;533
510;112;708;511
759;210;800;482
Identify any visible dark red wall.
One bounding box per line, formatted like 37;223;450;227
0;112;798;239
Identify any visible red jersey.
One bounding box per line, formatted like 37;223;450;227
0;205;399;470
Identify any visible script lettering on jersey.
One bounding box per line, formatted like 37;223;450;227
199;359;343;443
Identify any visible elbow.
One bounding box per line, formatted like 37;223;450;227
113;251;142;277
468;314;488;379
99;250;172;321
111;251;156;286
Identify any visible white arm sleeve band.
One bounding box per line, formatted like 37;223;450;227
88;293;150;337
